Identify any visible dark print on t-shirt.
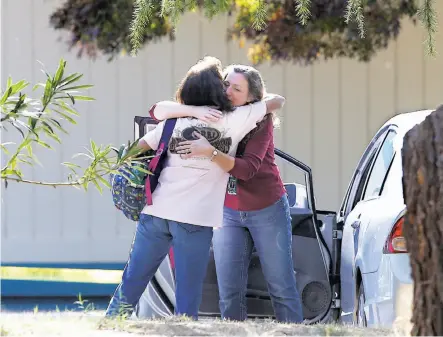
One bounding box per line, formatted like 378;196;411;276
227;175;237;195
169;124;232;154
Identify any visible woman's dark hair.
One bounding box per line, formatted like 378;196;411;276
175;56;234;113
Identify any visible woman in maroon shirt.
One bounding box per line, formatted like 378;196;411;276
176;65;303;323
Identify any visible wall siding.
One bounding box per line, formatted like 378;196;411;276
1;0;442;264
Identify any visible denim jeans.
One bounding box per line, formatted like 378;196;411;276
105;214;213;319
213;195;303;323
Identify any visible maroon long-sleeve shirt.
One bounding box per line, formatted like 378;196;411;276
224;117;286;211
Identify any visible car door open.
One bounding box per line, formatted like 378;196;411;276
273;149;338;323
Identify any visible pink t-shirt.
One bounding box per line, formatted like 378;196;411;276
141;102;267;227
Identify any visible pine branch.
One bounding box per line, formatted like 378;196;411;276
295;0;311;26
161;0;185;27
345;0;365;38
203;0;230;19
418;0;438;57
160;0;174;17
251;0;269;30
129;0;154;56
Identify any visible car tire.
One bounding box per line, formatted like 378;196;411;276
355;282;367;327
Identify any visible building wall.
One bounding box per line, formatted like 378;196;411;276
1;0;442;264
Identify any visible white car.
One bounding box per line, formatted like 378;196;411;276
338;109;433;327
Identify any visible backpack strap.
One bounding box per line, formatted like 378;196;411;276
145;118;177;205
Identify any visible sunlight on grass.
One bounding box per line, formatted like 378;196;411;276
0;266;122;284
0;325;10;336
0;311;395;337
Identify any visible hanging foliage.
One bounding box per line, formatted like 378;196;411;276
229;0;418;64
49;0;173;60
50;0;428;65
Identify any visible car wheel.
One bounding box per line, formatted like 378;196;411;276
355;282;367;327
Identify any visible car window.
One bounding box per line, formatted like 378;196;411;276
343;130;387;215
381;153;403;200
339;174;355;216
362;130;396;200
350;149;377;210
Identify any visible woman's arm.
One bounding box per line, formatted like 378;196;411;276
226;121;272;180
149;102;222;123
136;120;166;151
263;93;285;113
137;138;151;152
175;118;273;181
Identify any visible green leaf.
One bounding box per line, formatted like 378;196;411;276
0;143;12;154
62;162;82;169
20;111;40;120
54;109;77;124
72;152;94;160
72;95;95;101
66;93;76;105
59;73;83;88
135;154;154;161
11;121;25;138
53;59;66;85
97;175;111;189
33;83;46;91
35;139;52;149
42;121;55;134
2;168;23;179
92;178;103;193
17;157;33;166
47;118;68;134
117;144;126;160
118;170;135;183
90;140;98;155
0;87;13;105
10;93;27;113
60;84;94;91
29;116;39;131
54;102;80;116
42;78;53;108
10;80;29;95
132;165;151;175
26;143;33;157
44;131;61;144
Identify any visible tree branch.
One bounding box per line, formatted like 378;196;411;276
130;0;154;56
3;177;86;187
295;0;311;26
419;0;438;57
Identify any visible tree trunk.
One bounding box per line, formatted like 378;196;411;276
402;106;443;336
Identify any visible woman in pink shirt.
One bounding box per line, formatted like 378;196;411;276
106;57;283;320
175;65;303;323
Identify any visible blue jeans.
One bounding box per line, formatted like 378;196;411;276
105;214;213;319
213;195;303;323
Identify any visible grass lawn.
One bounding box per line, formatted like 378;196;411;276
0;310;399;337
